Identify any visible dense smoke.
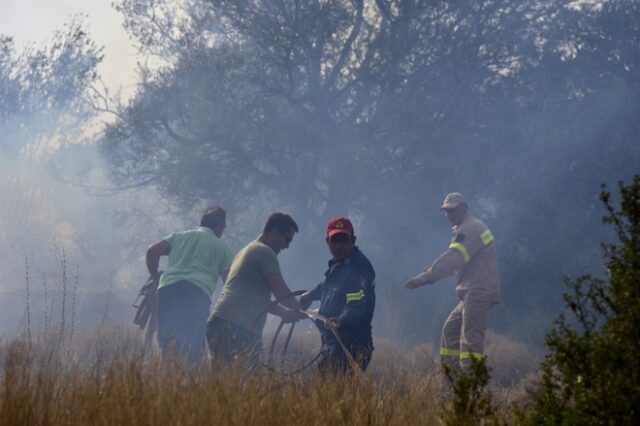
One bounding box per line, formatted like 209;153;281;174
1;1;639;354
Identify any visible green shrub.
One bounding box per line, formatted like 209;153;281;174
441;356;500;426
520;175;640;425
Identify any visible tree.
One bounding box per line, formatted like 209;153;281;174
101;0;640;342
103;0;564;218
0;19;103;283
0;17;102;156
520;175;640;424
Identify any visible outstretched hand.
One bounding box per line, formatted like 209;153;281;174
405;276;424;289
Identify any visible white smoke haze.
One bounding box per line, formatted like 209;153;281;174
0;125;182;334
0;18;179;335
0;1;638;373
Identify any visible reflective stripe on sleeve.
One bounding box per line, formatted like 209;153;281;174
481;229;494;245
440;347;460;357
459;351;485;360
345;289;365;302
449;242;470;262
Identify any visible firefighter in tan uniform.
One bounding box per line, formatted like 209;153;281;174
405;192;499;372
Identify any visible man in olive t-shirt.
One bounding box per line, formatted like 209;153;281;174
207;212;303;368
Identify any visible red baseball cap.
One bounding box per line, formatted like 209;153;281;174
326;216;354;237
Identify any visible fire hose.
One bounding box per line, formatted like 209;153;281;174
134;282;361;374
259;290;362;375
133;274;161;348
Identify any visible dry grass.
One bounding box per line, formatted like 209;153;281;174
485;331;540;387
0;324;535;425
0;340;439;425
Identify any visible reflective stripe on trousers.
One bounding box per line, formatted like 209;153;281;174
440;299;495;368
440;347;485;360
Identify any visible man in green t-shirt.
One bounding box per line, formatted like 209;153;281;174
207;212;303;368
146;205;233;366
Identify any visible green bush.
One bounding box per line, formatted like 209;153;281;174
441;356;500;426
520;175;640;424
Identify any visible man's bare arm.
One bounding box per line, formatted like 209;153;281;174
146;240;170;279
265;273;301;310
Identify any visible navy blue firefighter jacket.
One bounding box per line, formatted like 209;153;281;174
307;246;376;350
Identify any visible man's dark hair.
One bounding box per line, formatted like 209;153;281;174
201;205;226;230
263;212;298;235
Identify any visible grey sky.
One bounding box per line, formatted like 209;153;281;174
0;0;139;98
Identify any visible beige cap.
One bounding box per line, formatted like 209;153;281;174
440;192;467;210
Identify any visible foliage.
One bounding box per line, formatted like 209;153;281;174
520;175;640;424
0;17;102;156
103;0;582;216
102;0;640;209
97;0;640;343
0;20;183;336
0;19;107;295
441;357;500;426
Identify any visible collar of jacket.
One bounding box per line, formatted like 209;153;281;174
451;212;473;232
328;246;361;268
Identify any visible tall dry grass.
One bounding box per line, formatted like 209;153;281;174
0;334;438;425
0;323;533;425
9;253;540;424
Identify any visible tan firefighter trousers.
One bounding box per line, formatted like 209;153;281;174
439;299;495;371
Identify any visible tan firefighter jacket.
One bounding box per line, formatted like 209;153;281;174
418;213;500;303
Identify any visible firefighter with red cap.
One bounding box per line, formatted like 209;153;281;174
300;216;376;374
405;193;500;375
